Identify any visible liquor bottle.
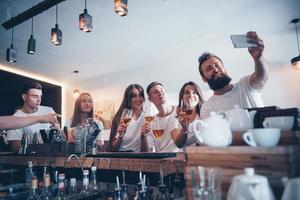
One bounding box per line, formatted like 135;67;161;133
54;174;68;200
26;161;35;189
27;176;39;200
156;184;169;200
88;166;100;195
67;178;78;200
79;170;90;197
38;174;54;200
50;170;59;196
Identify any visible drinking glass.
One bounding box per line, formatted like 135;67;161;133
144;104;156;134
182;99;193;133
121;108;132;126
151;119;164;152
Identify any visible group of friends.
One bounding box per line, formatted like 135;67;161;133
0;31;269;153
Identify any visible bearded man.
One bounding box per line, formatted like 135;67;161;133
198;31;269;119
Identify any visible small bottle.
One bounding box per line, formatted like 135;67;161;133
156;184;169;200
50;170;59;196
27;176;39;200
26;161;35;189
54;174;68;200
92;140;97;155
67;178;78;200
39;174;54;200
89;166;100;195
79;170;90;197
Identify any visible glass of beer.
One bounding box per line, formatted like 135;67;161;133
151;119;164;151
182;99;192;132
122;108;132;126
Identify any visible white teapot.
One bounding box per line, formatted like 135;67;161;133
192;111;232;147
226;105;256;132
227;168;275;200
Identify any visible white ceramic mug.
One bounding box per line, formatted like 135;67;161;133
263;116;294;131
243;128;281;147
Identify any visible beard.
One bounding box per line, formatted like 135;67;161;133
207;73;232;90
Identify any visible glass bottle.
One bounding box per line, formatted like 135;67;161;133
156;184;169;200
207;168;221;200
89;166;100;195
79;170;90;197
38;174;54;200
27;176;39;200
67;178;78;200
26;161;35;189
50;170;59;196
54;174;68;200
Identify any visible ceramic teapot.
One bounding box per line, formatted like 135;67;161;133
227;168;275;200
192;111;232;147
226;105;256;132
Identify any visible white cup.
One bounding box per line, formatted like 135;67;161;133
263;116;294;131
243;128;281;147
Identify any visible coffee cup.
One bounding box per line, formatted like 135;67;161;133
263;116;294;131
243;128;281;147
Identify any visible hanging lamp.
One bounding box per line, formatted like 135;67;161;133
51;5;62;45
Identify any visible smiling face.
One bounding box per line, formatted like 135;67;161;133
183;84;200;108
80;93;93;113
200;57;232;90
22;88;42;112
148;84;166;107
130;88;145;110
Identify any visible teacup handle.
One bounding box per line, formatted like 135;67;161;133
192;120;205;143
243;131;257;146
262;120;270;128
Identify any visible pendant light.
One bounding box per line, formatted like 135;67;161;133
27;17;36;54
6;27;17;63
73;70;80;99
79;0;93;32
114;0;128;17
51;5;62;45
291;18;300;70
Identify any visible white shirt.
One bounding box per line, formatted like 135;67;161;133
153;106;182;152
6;106;55;144
200;75;264;119
117;112;146;152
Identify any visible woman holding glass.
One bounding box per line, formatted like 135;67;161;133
109;84;149;152
177;81;205;146
65;92;103;142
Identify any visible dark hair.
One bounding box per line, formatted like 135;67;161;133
70;92;94;127
198;52;223;77
178;81;205;115
146;82;163;95
109;84;145;151
22;81;43;94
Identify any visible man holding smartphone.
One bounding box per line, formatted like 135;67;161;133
198;31;269;118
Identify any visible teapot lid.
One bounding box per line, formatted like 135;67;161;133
244;168;255;176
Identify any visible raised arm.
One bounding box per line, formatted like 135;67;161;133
0;113;59;130
247;31;269;90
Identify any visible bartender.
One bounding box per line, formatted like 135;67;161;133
198;31;269;118
6;81;57;152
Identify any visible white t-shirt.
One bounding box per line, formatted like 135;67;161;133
153;106;182;152
6;106;55;144
200;75;264;119
119;112;146;152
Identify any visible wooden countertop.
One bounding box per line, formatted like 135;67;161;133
0;152;185;175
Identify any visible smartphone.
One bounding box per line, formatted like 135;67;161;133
230;35;258;48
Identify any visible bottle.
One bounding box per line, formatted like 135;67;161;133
89;166;100;195
50;170;59;196
79;170;90;197
54;174;68;200
67;178;78;200
206;168;221;200
27;176;39;200
26;161;35;189
38;174;54;200
156;184;169;200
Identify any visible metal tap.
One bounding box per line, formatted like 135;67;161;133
66;154;84;173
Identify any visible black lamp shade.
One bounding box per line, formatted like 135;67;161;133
51;24;62;45
27;34;36;54
79;9;93;32
6;45;17;63
291;55;300;70
114;0;128;17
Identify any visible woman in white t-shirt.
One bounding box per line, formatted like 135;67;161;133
109;84;149;152
177;81;205;146
65;93;103;142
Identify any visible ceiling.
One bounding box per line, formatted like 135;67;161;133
0;0;299;87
